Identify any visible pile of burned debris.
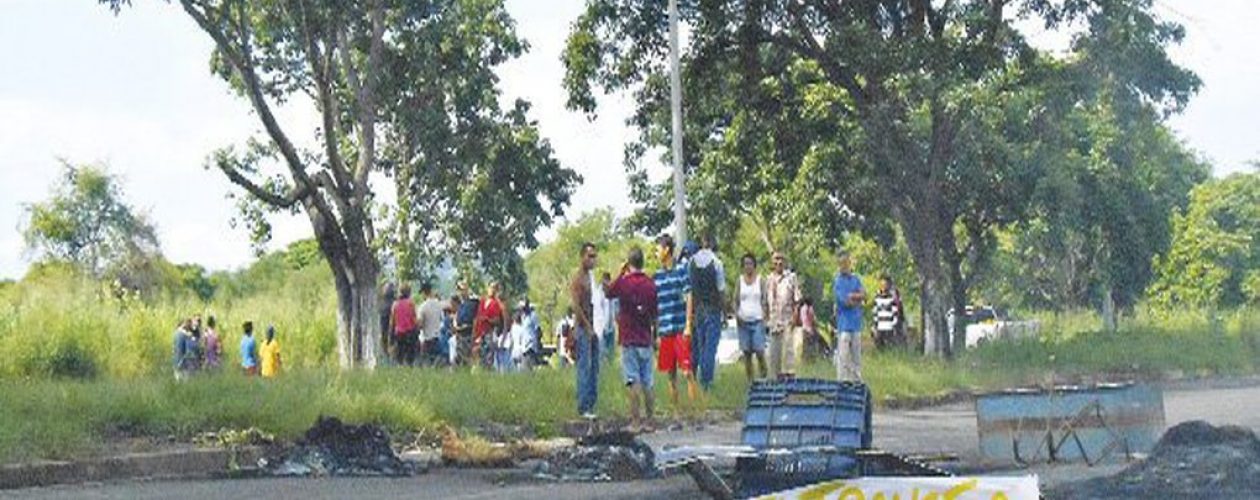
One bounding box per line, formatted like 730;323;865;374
1052;420;1260;499
262;416;413;477
530;431;658;482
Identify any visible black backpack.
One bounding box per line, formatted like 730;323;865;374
690;260;721;312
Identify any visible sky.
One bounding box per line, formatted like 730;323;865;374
0;0;1257;280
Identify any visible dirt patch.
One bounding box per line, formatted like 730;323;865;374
1050;420;1260;499
529;431;657;482
262;416;412;477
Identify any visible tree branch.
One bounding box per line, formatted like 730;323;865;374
180;0;315;193
982;0;1008;46
930;0;953;39
217;163;311;209
295;0;354;196
352;0;385;196
782;1;868;107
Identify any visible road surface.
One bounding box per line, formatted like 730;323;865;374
6;378;1260;499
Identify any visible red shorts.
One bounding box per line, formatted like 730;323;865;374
657;334;692;373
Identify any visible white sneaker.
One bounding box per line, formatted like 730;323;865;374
581;412;598;420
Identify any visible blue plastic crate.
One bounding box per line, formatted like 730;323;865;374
741;378;873;450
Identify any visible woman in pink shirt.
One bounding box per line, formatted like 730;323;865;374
391;284;419;366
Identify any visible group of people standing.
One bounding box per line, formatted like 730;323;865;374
172;315;281;380
382;281;543;372
729;250;909;383
565;233;886;430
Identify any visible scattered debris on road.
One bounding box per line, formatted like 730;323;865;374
530;431;658;482
262;416;412;477
1051;420;1260;499
192;427;275;448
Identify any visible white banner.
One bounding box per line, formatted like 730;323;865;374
755;476;1040;500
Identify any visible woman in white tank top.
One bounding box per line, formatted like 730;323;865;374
734;253;769;381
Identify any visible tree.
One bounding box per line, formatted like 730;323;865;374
1148;173;1260;309
980;96;1207;322
22;162;160;283
101;0;578;368
563;0;1198;356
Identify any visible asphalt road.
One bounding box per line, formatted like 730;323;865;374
6;377;1260;499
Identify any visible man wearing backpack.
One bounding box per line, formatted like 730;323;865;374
606;246;659;432
687;233;727;391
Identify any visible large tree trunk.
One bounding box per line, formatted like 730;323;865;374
1101;284;1117;332
899;206;954;358
312;202;381;370
329;255;381;369
944;231;970;355
864;103;966;358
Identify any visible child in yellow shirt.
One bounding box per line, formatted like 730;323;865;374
260;325;282;377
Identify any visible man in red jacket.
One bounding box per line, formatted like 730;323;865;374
605;246;659;432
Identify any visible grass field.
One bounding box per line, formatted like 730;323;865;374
0;355;988;464
2;271;1259;464
6;324;1258;465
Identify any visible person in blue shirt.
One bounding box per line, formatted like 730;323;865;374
172;318;198;381
240;321;259;376
831;251;866;381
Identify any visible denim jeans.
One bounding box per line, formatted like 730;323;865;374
575;327;600;414
621;345;654;388
695;310;722;390
601;326;616;363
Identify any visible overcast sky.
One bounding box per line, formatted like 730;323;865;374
1;0;1256;280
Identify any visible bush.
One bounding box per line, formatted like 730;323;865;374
0;264;338;380
44;340;98;379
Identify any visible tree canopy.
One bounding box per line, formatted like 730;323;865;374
22;162;160;286
1148;172;1260;310
101;0;579;367
564;0;1200;354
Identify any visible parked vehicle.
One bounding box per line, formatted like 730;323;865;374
717;319;742;365
949;306;1040;349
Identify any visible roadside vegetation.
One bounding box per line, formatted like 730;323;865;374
2;261;1257;463
3;167;1259;464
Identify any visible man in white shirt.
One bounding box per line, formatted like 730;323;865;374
592;270;617;363
418;282;446;366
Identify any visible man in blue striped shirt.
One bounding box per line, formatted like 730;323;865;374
654;234;697;408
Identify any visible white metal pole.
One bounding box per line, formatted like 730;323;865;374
669;0;687;246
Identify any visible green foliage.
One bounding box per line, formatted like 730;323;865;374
1149;173;1260;309
175;264;216;303
22;161;161;288
0;252;337;380
966;323;1257;379
563;0;1201;354
980;99;1208;312
100;0;580;368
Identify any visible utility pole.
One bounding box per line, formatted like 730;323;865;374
669;0;687;245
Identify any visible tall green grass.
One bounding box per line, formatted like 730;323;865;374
0;271;337;379
0;356;988;464
966;308;1260;379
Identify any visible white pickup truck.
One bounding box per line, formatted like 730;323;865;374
950;306;1041;349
